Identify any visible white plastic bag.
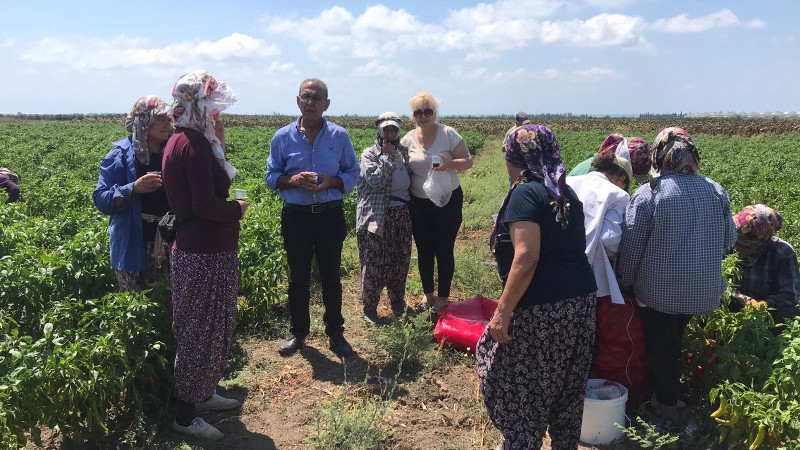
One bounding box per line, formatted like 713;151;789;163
423;168;452;207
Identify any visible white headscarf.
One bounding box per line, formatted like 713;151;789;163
171;70;237;180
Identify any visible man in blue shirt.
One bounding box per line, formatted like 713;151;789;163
266;78;360;358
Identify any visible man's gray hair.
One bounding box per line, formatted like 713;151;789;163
299;78;328;98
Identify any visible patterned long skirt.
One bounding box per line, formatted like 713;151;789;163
476;293;597;450
357;205;413;311
171;247;238;403
115;240;170;292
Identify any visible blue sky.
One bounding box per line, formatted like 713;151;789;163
0;0;797;116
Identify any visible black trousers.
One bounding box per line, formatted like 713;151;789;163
410;186;463;298
639;308;692;407
281;205;347;338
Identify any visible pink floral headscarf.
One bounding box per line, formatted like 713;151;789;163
171;70;237;179
597;133;652;177
734;204;783;262
125;95;170;165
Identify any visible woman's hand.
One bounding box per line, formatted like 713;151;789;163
381;140;396;156
236;200;249;219
488;309;513;344
133;173;162;194
433;153;452;171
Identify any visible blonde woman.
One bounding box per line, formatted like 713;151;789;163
400;91;473;311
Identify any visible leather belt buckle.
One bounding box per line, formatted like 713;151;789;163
311;203;323;213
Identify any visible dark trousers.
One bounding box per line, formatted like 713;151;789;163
640;308;692;407
410;186;463;298
281;205;347;338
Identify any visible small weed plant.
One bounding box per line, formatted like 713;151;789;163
619;417;680;449
374;312;436;373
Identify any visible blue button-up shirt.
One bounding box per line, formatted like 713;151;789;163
617;172;737;315
265;117;360;204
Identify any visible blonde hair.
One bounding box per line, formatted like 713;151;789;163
409;91;441;117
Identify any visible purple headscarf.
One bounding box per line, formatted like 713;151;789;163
490;124;568;250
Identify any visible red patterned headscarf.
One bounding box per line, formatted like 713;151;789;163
733;204;783;261
597;133;652;178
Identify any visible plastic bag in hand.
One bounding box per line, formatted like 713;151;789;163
423;168;452;207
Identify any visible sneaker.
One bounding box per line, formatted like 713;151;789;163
363;309;384;325
172;417;224;440
650;393;687;409
196;391;241;412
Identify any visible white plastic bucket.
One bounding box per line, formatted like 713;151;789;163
580;379;628;445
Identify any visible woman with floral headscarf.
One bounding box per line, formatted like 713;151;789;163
93;95;173;292
618;127;737;422
733;204;800;323
477;124;597;449
162;70;248;440
568;133;653;182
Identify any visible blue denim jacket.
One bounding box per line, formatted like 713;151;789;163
92;136;146;271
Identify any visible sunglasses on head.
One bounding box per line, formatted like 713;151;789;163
413;108;434;118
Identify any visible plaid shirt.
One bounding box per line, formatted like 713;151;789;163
739;237;800;308
618;172;737;314
356;142;410;236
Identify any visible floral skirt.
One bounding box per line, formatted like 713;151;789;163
476;293;597;450
115;240;170;292
171;247;238;403
357;205;412;311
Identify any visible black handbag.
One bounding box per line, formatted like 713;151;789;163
157;211;181;243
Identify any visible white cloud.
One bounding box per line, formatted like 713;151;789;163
351;60;410;77
571;67;621;82
652;9;765;33
265;1;657;61
461;66;618;84
265;61;295;74
539;14;649;48
20;33;280;70
1;38;17;47
584;0;632;8
266;5;439;59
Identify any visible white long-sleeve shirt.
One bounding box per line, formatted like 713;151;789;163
567;172;630;303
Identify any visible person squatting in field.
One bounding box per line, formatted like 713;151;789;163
0;168;20;203
266;78;360;359
401;91;473;312
479;124;597;449
731;204;800;323
356;112;414;325
93;95;173;292
162;70;248;441
617;127;737;422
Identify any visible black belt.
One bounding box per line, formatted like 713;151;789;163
284;199;343;213
388;195;411;205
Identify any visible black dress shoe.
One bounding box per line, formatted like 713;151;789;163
329;334;355;358
278;335;305;356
